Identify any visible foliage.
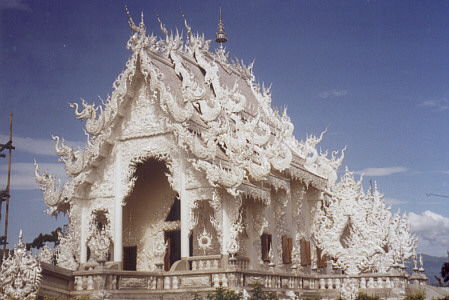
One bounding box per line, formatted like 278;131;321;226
355;293;381;300
403;289;426;300
192;291;203;300
192;284;279;300
5;296;38;300
334;293;381;300
206;287;242;300
37;296;88;300
27;227;62;250
441;262;449;283
248;283;279;300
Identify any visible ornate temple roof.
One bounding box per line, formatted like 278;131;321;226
35;10;346;214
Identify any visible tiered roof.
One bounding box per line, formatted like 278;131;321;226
35;10;345;215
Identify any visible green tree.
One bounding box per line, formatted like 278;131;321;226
248;283;279;300
26;227;62;250
441;261;449;284
403;289;425;300
206;287;242;300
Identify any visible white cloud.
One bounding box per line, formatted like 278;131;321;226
0;134;85;156
418;97;449;111
355;166;407;177
384;197;407;206
319;89;348;99
0;162;66;190
0;0;30;11
409;210;449;256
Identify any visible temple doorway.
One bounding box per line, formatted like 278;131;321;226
164;230;181;271
123;158;176;271
123;246;137;271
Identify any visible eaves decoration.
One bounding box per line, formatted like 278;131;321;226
34;11;345;215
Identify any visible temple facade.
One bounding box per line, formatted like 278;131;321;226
0;10;433;300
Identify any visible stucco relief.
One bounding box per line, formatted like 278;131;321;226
0;232;42;299
209;189;223;250
273;189;290;267
119;138;178;203
30;11;423;298
192;201;220;256
124;179;177;271
313;168;418;276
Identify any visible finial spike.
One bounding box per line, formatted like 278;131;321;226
125;6;138;32
156;11;168;37
180;8;192;38
215;7;228;44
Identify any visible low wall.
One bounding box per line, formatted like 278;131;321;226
39;262;73;299
39;259;428;299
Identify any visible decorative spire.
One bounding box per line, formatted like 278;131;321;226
215;7;227;44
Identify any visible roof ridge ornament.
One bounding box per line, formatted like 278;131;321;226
215;7;228;45
214;8;229;64
156;12;168;37
180;9;192;39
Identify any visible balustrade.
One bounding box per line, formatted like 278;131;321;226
63;263;426;296
188;255;221;271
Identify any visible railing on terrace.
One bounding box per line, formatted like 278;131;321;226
67;268;425;293
38;256;428;298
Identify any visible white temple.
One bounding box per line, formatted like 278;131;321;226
0;10;433;300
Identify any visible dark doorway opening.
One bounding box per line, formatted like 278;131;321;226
166;196;180;221
123;246;137;271
164;230;181;271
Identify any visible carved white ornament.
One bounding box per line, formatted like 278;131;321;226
38;243;54;264
153;232;168;267
197;228;212;254
34;10;345;217
30;9;422;291
87;209;113;263
313;168;417;275
340;278;359;300
56;229;79;270
0;231;42;299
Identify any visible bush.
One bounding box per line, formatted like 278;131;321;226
206;287;242;300
334;293;381;300
248;283;279;300
192;284;279;300
356;292;381;300
403;289;426;300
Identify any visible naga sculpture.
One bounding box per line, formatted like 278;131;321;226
34;160;64;214
35;10;347;217
70;98;106;136
53;135;84;176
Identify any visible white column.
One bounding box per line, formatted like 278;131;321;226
80;201;87;263
179;150;190;258
114;143;123;265
221;194;229;255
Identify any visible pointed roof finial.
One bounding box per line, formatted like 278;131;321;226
156;11;168;37
215;7;227;44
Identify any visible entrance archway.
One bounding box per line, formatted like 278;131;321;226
122;158;177;271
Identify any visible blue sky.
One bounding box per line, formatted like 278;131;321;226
1;0;449;256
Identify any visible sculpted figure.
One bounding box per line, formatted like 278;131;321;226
0;231;42;299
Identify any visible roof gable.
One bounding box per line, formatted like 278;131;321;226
35;11;345;215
